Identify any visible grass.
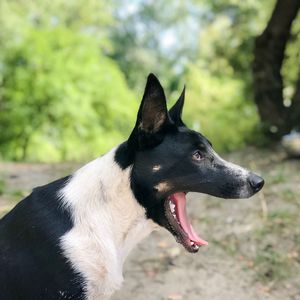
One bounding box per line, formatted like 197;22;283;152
213;204;300;286
280;189;300;208
281;189;298;200
0;183;27;217
254;245;294;283
0;179;5;195
266;172;286;184
9;189;27;200
213;234;240;256
252;207;300;284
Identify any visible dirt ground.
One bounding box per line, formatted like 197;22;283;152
0;148;299;300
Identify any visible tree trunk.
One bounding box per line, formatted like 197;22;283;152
289;73;300;129
252;0;300;138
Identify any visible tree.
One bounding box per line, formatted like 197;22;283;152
180;0;276;151
110;0;200;91
0;27;136;161
252;0;300;138
0;0;137;162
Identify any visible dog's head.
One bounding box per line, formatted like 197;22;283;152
115;74;264;253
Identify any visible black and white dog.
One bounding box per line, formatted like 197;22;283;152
0;74;264;300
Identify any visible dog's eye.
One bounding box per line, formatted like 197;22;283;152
193;150;203;161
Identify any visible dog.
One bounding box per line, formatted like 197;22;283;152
0;74;264;300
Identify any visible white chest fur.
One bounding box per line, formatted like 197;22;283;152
59;149;156;299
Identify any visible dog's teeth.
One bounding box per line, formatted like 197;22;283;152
193;245;199;250
190;242;199;250
169;201;176;213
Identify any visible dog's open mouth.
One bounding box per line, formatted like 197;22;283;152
164;192;208;253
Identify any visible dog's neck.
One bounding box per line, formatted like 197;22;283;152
59;148;156;299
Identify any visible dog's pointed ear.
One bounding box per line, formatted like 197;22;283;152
129;73;170;149
169;86;185;126
137;73;169;132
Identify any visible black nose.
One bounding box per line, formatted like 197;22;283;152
248;173;264;192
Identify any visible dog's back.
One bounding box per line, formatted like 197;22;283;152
0;177;85;299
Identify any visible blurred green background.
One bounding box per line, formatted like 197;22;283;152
1;2;300;296
0;0;299;162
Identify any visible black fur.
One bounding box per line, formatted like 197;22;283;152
115;73;264;249
0;177;85;300
169;86;185;127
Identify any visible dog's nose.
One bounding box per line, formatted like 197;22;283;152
248;173;264;192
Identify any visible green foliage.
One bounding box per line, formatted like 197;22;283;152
196;0;276;77
110;0;278;152
173;0;279;151
0;27;136;161
0;0;113;47
0;0;299;161
182;66;258;152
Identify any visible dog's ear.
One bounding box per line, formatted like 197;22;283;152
169;86;185;127
129;73;171;149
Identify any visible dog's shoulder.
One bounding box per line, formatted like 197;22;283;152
0;176;86;300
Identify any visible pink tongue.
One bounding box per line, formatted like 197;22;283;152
170;193;208;246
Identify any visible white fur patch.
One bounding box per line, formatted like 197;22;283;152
152;164;161;172
59;148;156;300
213;150;250;198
